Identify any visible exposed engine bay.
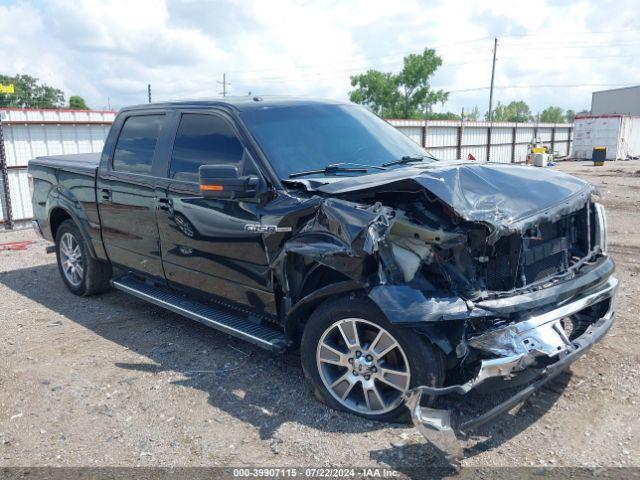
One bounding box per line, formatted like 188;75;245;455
273;162;617;460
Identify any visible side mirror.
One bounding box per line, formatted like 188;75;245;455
199;164;259;199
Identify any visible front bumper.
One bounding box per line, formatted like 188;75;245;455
405;275;619;461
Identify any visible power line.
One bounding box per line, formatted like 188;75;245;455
499;52;640;61
498;41;640;51
225;27;639;77
227;37;495;75
448;82;638;94
248;56;494;84
499;26;639;39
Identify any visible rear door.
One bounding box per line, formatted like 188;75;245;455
155;111;277;316
97;112;168;280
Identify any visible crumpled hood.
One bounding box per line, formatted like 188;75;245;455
314;161;595;234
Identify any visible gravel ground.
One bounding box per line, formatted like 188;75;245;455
0;160;638;475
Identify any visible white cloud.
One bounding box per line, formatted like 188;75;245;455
0;0;639;114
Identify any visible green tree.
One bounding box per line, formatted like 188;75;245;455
69;95;89;110
487;100;532;122
464;105;481;121
564;109;576;123
540;106;565;123
349;48;448;118
427;112;461;120
0;74;64;108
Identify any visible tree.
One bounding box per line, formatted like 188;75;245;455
564;109;576;123
0;74;64;108
349;48;448;118
427;112;460;120
487;100;532;122
464;105;481;121
540;106;565;123
69;95;89;110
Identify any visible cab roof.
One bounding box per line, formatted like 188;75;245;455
121;96;349;114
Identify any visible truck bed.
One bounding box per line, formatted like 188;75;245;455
29;153;101;173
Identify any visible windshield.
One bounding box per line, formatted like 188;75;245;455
240;103;434;178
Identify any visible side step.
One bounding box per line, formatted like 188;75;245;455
111;275;290;353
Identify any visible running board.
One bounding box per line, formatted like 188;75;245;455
111;275;290;353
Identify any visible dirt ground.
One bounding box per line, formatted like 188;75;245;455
0;160;639;475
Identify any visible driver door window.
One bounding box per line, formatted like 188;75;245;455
169;113;245;182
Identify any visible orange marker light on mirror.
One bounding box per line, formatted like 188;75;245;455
200;185;224;191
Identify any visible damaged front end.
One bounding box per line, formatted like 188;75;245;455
405;275;617;461
274;162;617;459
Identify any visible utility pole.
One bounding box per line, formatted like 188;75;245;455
218;73;230;97
148;84;152;103
487;38;498;122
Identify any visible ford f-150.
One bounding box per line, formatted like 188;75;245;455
29;97;617;459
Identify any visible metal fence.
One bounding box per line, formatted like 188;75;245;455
0;108;575;230
0;108;115;228
388;119;573;163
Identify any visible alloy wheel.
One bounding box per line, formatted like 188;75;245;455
60;232;84;287
316;318;411;415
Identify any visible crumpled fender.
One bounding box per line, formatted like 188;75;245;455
270;197;396;302
368;285;491;323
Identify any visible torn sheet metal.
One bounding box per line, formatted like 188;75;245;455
313;161;596;237
406;294;616;463
469;276;619;356
368;285;490;323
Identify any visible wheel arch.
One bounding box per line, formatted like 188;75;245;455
49;206;99;260
284;262;366;344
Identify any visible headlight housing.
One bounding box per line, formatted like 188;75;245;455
593;202;608;254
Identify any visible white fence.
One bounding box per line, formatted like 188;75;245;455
0;108;115;227
0;108;574;229
388;119;573;163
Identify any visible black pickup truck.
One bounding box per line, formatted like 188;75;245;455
29;97;617;459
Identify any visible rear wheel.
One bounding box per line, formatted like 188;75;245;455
55;220;111;296
301;296;444;422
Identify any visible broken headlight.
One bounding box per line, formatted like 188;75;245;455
593;202;608;254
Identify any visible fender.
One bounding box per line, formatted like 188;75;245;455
284;279;365;341
47;192;104;261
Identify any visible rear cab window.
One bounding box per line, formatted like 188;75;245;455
113;114;164;174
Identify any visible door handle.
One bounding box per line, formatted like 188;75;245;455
100;188;112;202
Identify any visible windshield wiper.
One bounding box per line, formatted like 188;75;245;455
382;155;429;168
288;163;385;179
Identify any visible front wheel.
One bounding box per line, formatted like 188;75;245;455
301;296;444;422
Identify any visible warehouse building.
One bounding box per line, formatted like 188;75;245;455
591;85;640;116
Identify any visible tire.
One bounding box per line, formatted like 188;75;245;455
55;219;112;296
301;295;445;423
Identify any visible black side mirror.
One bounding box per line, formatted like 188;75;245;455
199;164;259;199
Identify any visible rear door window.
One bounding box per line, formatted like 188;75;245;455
169;113;244;182
112;114;164;174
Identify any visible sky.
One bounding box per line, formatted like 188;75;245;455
0;0;639;115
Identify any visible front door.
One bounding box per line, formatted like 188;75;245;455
97;113;167;280
155;112;276;316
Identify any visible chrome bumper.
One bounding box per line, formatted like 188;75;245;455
405;276;619;462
